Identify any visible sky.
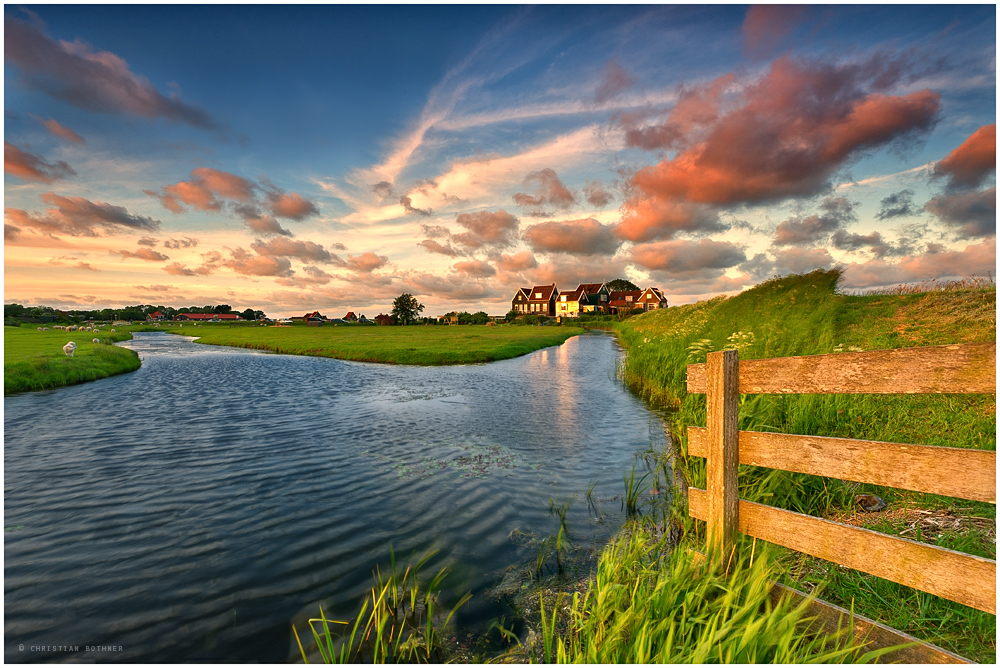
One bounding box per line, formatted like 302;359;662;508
3;4;996;318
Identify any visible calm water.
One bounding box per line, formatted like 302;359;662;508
4;331;665;662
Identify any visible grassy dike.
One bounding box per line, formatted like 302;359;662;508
603;269;995;662
167;322;584;365
4;325;140;395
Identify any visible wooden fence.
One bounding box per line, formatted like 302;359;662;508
685;342;996;661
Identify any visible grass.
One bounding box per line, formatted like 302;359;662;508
163;321;584;365
293;550;471;663
607;269;996;662
530;526;897;663
4;324;140;395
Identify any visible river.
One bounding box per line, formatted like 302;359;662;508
4;330;666;662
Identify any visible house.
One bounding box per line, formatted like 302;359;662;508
343;312;358;322
555;287;587;318
303;311;327;321
637;287;668;311
146;310;167;321
607;290;644;314
375;313;395;326
576;282;610;313
511;284;558;317
173;313;242;322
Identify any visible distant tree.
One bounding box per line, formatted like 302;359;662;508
5;303;25;318
505;309;519;323
214;304;233;314
470;311;490;325
391;293;424;325
607;278;640;292
241;308;256;321
253;310;266;321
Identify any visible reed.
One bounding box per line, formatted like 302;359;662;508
534;525;896;663
293;550;471;663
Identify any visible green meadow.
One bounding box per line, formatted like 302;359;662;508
4;325;139;395
169;321;584;365
603;269;995;662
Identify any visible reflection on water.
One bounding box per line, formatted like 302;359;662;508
4;331;665;662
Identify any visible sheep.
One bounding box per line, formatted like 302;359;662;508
63;341;77;357
111;329;116;332
92;337;100;343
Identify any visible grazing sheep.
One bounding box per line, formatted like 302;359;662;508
63;341;77;357
92;337;100;343
111;329;116;332
42;327;50;331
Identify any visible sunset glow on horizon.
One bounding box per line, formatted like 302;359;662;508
4;4;995;318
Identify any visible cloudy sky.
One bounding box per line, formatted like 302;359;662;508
4;4;995;317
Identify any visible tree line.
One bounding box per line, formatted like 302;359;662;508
5;303;267;323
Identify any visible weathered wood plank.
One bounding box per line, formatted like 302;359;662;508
687;342;995;394
689;489;996;614
687;427;996;504
769;583;971;664
706;350;739;560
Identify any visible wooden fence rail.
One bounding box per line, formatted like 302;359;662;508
684;342;996;660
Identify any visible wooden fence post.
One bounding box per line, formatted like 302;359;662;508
706;349;739;562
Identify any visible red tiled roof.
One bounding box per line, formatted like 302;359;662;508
559;288;585;301
527;284;557;302
576;283;605;294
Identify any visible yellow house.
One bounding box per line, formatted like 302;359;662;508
555;287;586;317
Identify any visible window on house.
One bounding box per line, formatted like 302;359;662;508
626;295;633;302
561;295;567;301
535;292;542;298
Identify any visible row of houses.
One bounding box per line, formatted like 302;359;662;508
147;310;244;322
512;282;667;318
289;311;395;326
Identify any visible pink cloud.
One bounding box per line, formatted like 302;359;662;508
512;169;576;217
340;251;389;273
523;218;620;256
37;117;85;144
267;191;320;220
583;179;613;208
453;209;520;249
223;248;293;277
933;124;996;190
631;239;747;279
496;251;538;272
624;56;940;209
418;239;460;257
613;198;723;243
5;17;216;128
841;240;996;289
114;248;170;262
594;59;635;104
773;197;857;246
742;5;806;57
453;259;496;278
275;266;335;288
924;187;996;238
243;213;292;237
250;237;338;263
5;193;159;237
4;141;75;182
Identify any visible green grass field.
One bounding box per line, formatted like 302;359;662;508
4;325;140;395
167;322;584;365
607;269;996;662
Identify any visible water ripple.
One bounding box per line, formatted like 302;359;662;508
4;331;665;662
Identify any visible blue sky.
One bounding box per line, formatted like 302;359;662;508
4;4;996;317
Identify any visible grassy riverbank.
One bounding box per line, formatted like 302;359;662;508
4;325;140;395
607;269;995;662
167;322;584;365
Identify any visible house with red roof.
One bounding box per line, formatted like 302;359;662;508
555;286;587;318
576;282;610;313
146;310;167;321
343;312;358;322
510;284;558;317
173;312;243;321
